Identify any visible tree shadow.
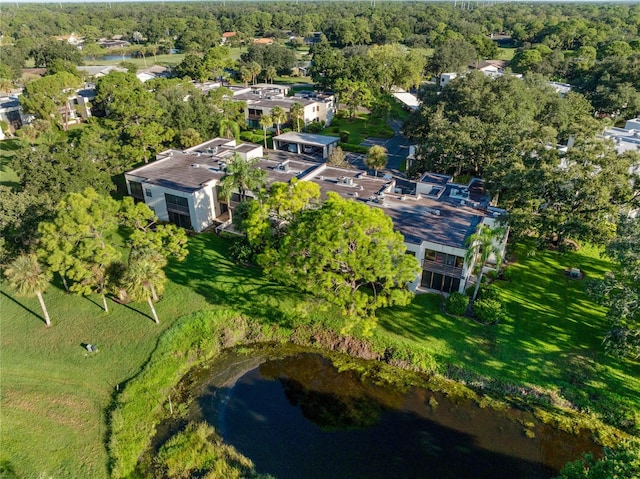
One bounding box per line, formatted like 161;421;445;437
0;290;47;325
117;299;156;323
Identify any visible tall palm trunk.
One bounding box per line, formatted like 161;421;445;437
102;293;109;313
36;291;51;327
471;268;484;303
60;273;69;293
150;283;158;302
147;297;159;324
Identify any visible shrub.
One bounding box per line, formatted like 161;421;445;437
305;121;325;133
340;143;370;154
500;267;513;281
228;237;255;264
472;298;505;324
339;130;350;143
445;292;468;316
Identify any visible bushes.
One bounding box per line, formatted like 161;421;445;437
108;308;262;479
472;298;505;324
445;292;468;316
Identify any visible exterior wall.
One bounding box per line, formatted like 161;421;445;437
407;240;470;294
125;175;219;233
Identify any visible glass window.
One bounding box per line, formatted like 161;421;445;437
129;181;143;199
424;249;436;260
145;189;152;197
165;194;190;214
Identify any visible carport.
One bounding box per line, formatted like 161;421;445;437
272;132;339;159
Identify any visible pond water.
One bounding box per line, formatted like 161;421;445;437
166;351;601;479
94;54;132;61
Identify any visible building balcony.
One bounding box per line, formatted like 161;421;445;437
422;258;463;278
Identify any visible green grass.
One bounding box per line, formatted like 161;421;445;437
0;139;21;188
0;233;309;479
3;234;639;477
321;112;394;144
85;53;186;68
377;242;640;426
498;47;517;61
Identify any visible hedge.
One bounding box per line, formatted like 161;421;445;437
339;143;370;154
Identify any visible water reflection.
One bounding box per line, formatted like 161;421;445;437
194;353;600;479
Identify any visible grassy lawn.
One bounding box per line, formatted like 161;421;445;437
1;139;21;188
321;112;394;144
0;233;310;479
2;233;639;477
498;47;517;61
377;242;640;420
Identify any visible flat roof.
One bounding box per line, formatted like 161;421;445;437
273;132;340;147
125;140;500;249
126;138;260;192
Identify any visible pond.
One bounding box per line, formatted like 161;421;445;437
160;350;601;479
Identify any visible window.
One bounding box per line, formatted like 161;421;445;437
165;193;190;214
145;189;152;197
165;194;192;230
168;210;192;230
420;271;460;293
129;181;143;199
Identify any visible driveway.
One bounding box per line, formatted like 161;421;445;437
357;118;411;176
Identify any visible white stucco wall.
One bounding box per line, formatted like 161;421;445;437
125;175;219;233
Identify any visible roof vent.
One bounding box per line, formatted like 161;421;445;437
191;163;200;168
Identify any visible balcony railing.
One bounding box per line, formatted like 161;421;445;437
422;258;463;278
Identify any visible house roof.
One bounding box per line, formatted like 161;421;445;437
126;139;503;249
222;32;237;38
253;37;274;44
126;138;258;192
273;132;339;147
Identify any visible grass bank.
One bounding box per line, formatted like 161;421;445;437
377;241;640;435
0;234;313;478
2;234;639;477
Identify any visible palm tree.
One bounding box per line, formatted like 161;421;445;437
240;66;252;87
265;65;277;84
290;102;304;133
249;61;262;85
219;117;240;141
464;226;506;302
259;114;273;149
365;145;388;177
5;254;53;327
271;106;287;136
220;153;268;202
121;253;166;324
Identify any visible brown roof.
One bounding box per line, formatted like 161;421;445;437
253;37;274;44
222;32;237;38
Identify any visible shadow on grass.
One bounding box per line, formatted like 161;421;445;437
165;233;308;330
0;290;48;325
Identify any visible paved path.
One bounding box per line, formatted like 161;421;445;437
354;118;411;177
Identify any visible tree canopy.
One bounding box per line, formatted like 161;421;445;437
259;192;420;327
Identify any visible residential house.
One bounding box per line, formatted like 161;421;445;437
603;118;640;176
221;32;237;44
125;138;263;231
253;37;274;45
0;95;34;132
233;84;336;129
124;138;507;294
